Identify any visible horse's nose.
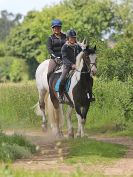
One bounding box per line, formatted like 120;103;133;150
91;66;97;76
92;70;96;76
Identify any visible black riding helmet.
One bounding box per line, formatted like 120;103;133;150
51;19;62;28
66;29;77;38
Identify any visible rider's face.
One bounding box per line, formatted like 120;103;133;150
68;37;77;44
52;26;61;35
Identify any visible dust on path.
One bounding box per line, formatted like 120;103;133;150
4;130;133;176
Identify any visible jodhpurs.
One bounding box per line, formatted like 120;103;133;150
47;59;57;83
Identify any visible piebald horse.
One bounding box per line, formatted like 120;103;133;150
35;42;97;137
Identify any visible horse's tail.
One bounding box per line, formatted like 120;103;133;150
32;102;42;116
47;95;64;133
33;92;48;117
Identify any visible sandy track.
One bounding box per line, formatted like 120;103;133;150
4;130;133;176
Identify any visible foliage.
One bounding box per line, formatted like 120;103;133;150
0;165;107;177
0;82;39;128
65;138;126;164
0;56;14;82
0;133;36;162
3;0;133;79
0;80;132;135
87;77;133;133
97;38;133;81
63;0;119;39
0;43;5;56
9;59;28;82
0;56;28;82
0;10;22;41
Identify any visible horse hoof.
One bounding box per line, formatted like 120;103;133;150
59;132;64;139
68;132;74;138
41;123;47;132
76;133;81;138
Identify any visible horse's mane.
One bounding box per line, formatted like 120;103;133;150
76;51;84;68
76;40;88;68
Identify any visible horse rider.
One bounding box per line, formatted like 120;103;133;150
58;29;82;103
47;19;66;83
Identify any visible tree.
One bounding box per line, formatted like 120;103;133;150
0;10;22;41
5;0;133;79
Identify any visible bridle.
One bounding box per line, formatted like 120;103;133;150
76;50;96;74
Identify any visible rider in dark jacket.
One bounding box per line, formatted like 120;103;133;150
47;19;66;82
58;29;82;103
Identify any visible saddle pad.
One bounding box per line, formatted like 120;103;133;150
54;78;71;92
55;79;61;92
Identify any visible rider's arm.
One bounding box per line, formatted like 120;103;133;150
47;36;56;58
61;44;73;67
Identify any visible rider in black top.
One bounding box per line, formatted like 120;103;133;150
47;19;66;83
58;29;82;103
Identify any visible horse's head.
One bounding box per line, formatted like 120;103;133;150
82;45;97;76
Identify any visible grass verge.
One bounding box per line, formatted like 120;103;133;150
0;133;36;162
0;165;109;177
65;138;127;164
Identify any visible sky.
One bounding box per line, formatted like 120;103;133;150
0;0;61;15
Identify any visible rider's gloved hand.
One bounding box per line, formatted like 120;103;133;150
71;64;76;70
55;57;62;65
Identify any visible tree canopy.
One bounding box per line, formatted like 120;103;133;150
0;0;132;81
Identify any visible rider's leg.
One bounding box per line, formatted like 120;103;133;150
47;59;57;84
58;65;70;103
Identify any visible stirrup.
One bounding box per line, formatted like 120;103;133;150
58;95;64;104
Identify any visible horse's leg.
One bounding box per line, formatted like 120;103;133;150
76;113;81;137
76;105;89;137
47;95;64;138
66;106;74;138
76;113;86;137
39;90;48;131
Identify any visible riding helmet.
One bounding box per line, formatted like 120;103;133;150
66;29;77;38
51;19;62;28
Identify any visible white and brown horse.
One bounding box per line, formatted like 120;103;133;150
35;42;97;137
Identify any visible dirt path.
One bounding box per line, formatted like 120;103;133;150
89;135;133;176
5;130;133;176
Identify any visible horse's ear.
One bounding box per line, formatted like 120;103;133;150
84;38;87;45
81;38;85;45
82;38;87;45
94;45;96;50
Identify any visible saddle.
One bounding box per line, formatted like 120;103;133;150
48;66;74;107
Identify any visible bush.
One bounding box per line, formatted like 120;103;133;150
0;56;29;82
97;38;133;81
0;43;5;57
0;133;36;162
87;78;133;132
0;56;13;82
9;59;28;82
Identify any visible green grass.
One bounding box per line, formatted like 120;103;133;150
0;165;109;177
0;79;132;135
65;138;127;165
0;82;41;129
0;133;36;162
